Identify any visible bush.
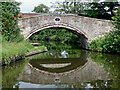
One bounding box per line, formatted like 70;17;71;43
89;30;120;53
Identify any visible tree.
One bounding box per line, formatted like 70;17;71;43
52;1;88;14
32;4;50;13
1;2;23;42
52;1;119;20
84;2;119;19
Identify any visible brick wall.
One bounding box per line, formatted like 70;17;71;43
19;13;40;18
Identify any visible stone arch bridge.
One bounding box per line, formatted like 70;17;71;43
18;14;113;49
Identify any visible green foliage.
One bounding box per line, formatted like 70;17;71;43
89;30;120;53
53;2;87;14
84;2;119;19
38;42;81;51
19;15;22;18
2;38;32;62
112;6;120;29
32;4;49;13
29;28;80;44
1;2;23;42
53;1;119;20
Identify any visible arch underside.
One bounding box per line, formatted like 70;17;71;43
26;24;88;39
26;24;88;49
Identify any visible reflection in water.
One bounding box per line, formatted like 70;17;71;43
89;52;120;88
29;50;88;73
40;63;72;69
18;60;110;84
2;42;120;88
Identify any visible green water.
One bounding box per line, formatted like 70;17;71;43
2;42;120;89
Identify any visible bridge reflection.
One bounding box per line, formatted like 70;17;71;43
17;50;110;84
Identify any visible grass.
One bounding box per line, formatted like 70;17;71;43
0;36;46;65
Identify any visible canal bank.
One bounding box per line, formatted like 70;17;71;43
1;49;47;66
1;39;47;66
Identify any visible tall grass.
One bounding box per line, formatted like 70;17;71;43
1;35;46;64
2;40;33;59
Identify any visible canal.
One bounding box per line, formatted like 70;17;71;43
2;42;120;88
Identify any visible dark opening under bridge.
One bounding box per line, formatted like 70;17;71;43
18;14;113;49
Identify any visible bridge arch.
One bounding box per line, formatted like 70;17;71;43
26;24;88;39
27;24;89;49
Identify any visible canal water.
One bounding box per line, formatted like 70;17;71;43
2;42;120;89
